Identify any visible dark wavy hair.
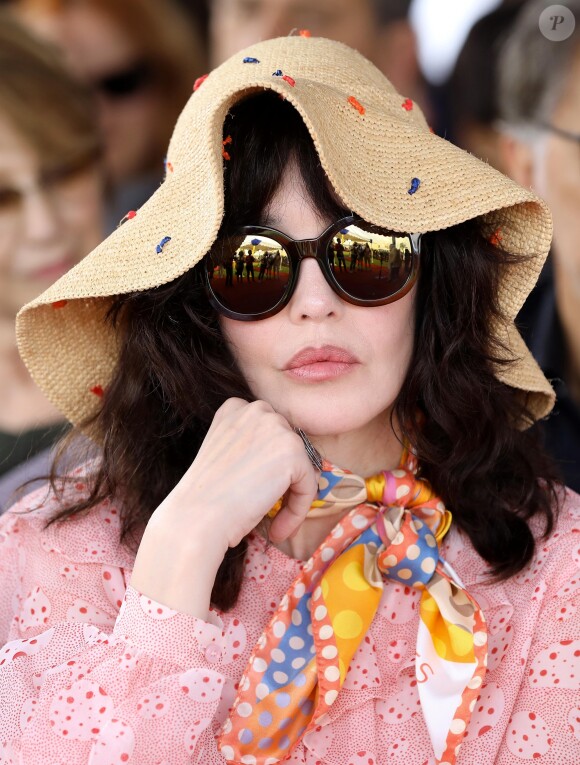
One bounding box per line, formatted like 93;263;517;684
45;91;560;611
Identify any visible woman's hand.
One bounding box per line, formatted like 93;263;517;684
129;398;319;619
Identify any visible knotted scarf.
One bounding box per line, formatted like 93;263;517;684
218;449;487;765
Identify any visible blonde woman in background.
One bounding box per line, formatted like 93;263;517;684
10;0;207;231
0;11;104;510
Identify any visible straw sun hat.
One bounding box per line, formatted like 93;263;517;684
16;35;554;431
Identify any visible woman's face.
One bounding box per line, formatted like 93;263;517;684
0;113;103;318
221;165;417;438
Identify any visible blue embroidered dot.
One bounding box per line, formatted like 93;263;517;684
408;178;420;195
243;56;260;63
272;69;283;77
156;236;172;253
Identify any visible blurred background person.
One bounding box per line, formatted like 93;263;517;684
0;10;104;510
8;0;207;232
443;0;525;171
208;0;432;118
498;0;580;492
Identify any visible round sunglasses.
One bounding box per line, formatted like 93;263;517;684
204;216;421;321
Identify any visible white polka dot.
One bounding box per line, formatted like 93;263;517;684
239;675;250;691
436;501;445;512
253;657;267;672
396;484;410;499
221;719;233;735
352;515;367;529
273;671;288;684
421;558;436;575
306;624;313;636
324;666;340;682
321;547;335;562
289;636;305;650
382;554;397;567
413;519;424;530
450;718;466;734
293;583;306;598
315;605;328;621
392;532;404;545
237;702;253;718
425;534;436;548
473;631;487;646
241;756;257;765
292;657;306;670
256;683;269;700
221;745;235;760
331;526;344;538
319;624;333;640
271;648;285;663
291;609;302;626
467;675;482;689
279;595;289;611
392;469;406;478
406;544;420;560
322;644;338;659
324;690;339;705
272;621;286;638
312;586;322;601
397;568;412;579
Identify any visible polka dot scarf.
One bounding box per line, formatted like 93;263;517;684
218;451;487;765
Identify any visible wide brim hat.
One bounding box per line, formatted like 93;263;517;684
16;35;554;431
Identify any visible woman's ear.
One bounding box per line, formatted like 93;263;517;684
498;134;535;189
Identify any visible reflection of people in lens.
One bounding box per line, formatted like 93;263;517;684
244;248;255;280
235;252;244;281
363;242;372;270
258;253;268;280
225;256;234;286
334;236;346;271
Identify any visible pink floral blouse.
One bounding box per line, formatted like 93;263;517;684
0;477;579;765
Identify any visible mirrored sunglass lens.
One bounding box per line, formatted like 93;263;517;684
207;234;291;314
328;224;414;300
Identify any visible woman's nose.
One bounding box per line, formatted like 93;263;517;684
286;257;344;322
23;186;61;244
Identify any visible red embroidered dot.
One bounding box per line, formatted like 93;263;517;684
299;29;311;37
402;98;413;111
193;73;208;91
489;227;503;246
51;300;68;309
282;74;295;87
347;96;365;115
90;385;104;398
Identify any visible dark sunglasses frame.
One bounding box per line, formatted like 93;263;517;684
92;60;153;99
204;216;421;321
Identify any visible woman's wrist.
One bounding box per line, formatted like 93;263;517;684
129;510;227;620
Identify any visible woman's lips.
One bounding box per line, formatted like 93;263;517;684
284;345;360;381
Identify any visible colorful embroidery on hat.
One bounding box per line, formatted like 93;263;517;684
489;227;503;246
222;135;233;161
90;385;104;398
408;178;421;195
243;56;260;63
118;210;137;228
402;98;414;111
299;29;311;37
51;300;68;309
272;70;295;86
347;96;365;115
164;158;173;173
156;236;172;254
272;69;283;77
193;73;208;91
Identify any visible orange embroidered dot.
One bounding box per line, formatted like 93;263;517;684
222;135;233;161
347;96;365;115
489;228;503;246
299;29;311;37
402;98;413;111
193;73;208;91
51;300;68;309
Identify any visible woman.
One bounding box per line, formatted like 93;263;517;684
10;0;206;232
1;37;578;765
0;12;103;511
